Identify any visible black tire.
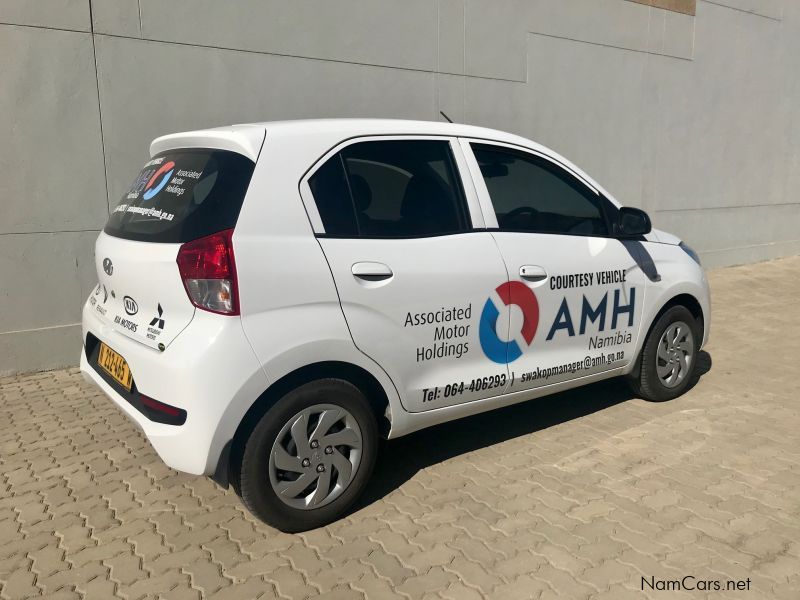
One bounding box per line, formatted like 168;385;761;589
236;378;378;532
628;305;700;402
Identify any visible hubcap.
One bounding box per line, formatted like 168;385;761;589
656;320;694;388
268;404;362;510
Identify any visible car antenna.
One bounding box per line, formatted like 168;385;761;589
439;111;454;123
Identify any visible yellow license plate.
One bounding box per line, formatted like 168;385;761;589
98;343;133;392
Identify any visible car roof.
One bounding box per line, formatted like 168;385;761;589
150;118;615;203
239;118;531;144
152;119;535;159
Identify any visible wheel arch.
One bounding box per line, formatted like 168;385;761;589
653;293;704;335
220;361;391;490
629;292;705;379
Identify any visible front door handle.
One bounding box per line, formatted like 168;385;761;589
352;262;393;282
520;265;547;282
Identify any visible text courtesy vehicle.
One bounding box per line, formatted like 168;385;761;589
80;119;710;531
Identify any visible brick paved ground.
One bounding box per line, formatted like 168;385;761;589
1;257;799;599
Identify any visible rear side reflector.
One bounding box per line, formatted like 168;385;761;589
140;394;187;425
176;229;239;315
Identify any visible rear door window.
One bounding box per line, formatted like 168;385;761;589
308;139;471;238
105;149;255;243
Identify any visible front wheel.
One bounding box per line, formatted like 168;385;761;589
237;379;378;532
628;305;700;402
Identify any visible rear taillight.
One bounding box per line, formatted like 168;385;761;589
176;229;239;315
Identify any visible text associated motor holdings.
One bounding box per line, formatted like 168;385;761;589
405;304;473;362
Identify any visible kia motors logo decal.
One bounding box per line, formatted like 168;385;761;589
103;258;113;276
479;281;539;364
123;296;138;316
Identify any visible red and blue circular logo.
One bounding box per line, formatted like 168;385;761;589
479;281;539;364
142;160;175;200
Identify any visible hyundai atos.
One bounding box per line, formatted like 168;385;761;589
81;119;710;531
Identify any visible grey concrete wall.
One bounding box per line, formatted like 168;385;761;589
1;0;798;374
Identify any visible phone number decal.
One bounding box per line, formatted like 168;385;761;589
422;373;507;403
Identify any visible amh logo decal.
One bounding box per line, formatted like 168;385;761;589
142;160;175;200
479;281;539;364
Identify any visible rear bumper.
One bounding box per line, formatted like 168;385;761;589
80;350;198;468
80;301;269;475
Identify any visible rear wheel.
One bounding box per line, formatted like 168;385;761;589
237;379;378;532
629;305;699;402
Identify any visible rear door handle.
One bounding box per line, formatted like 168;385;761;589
520;265;548;282
352;262;393;281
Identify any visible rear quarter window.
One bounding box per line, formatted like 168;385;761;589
105;149;255;243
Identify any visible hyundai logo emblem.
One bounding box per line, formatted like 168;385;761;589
103;258;113;276
123;296;138;316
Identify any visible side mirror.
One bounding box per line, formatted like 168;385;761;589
616;206;651;238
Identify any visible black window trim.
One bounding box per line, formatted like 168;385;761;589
300;134;482;240
300;133;625;241
468;140;617;239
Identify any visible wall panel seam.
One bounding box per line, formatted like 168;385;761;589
700;239;800;254
655;202;800;213
0;230;102;236
89;31;526;83
526;30;693;62
0;323;81;336
700;0;782;21
87;1;111;215
0;21;90;35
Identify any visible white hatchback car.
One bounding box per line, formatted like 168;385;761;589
81;119;710;531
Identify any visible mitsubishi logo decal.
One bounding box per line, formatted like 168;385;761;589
149;303;165;330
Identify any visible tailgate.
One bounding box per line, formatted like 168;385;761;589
91;233;194;350
90;143;259;349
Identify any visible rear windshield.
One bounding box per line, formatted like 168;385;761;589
104;149;255;243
